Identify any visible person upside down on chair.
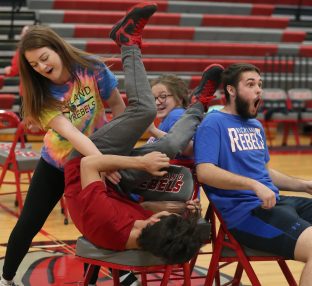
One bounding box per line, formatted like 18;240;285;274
64;2;218;264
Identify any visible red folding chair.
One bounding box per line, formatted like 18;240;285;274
259;88;299;147
203;201;297;286
0;110;69;224
288;88;312;145
0;110;27;209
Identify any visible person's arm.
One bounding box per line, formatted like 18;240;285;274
140;201;186;214
196;163;277;209
269;168;312;195
48;114;102;157
80;151;170;189
140;198;201;215
105;88;126;118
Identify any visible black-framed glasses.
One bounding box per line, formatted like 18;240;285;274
154;93;172;103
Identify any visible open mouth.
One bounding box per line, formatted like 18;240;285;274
254;98;262;110
157;106;166;112
46;67;53;74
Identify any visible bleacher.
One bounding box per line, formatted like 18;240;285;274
0;0;312;145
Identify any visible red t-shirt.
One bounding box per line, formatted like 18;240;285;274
64;157;153;250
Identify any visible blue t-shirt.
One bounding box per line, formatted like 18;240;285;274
194;110;279;228
40;61;118;169
158;107;186;132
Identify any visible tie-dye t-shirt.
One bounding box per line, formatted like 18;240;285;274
39;61;118;170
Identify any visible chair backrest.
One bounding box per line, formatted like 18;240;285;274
0;110;21;152
0;110;20;129
261;88;289;110
288;88;312;111
0;119;44;171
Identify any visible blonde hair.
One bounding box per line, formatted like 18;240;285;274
19;25;104;126
150;74;190;108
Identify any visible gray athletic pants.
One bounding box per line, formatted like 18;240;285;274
70;45;204;191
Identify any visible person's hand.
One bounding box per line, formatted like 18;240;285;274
105;170;121;185
253;181;276;209
4;66;12;76
186;198;201;214
140;151;170;176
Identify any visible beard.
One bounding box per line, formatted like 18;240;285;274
235;93;257;119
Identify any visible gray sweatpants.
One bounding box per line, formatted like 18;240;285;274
69;45;204;191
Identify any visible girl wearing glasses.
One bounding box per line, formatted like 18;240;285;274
149;74;193;155
148;65;224;159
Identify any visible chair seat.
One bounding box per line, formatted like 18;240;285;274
0;142;32;150
76;237;167;267
0;148;40;170
269;112;298;121
221;240;286;258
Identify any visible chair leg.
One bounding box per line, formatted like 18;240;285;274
160;265;173;286
265;121;273;147
15;172;23;213
277;260;298;286
141;272;147;286
291;123;300;146
189;253;198;273
214;269;221;286
234;250;261;286
112;269;121;286
232;262;244;286
282;123;290;146
204;230;224;286
60;196;69;225
83;264;95;286
183;262;191;286
0;162;9;187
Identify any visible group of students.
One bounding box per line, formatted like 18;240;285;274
1;2;312;286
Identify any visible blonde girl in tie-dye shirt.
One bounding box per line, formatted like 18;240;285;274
40;62;118;169
1;25;125;284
